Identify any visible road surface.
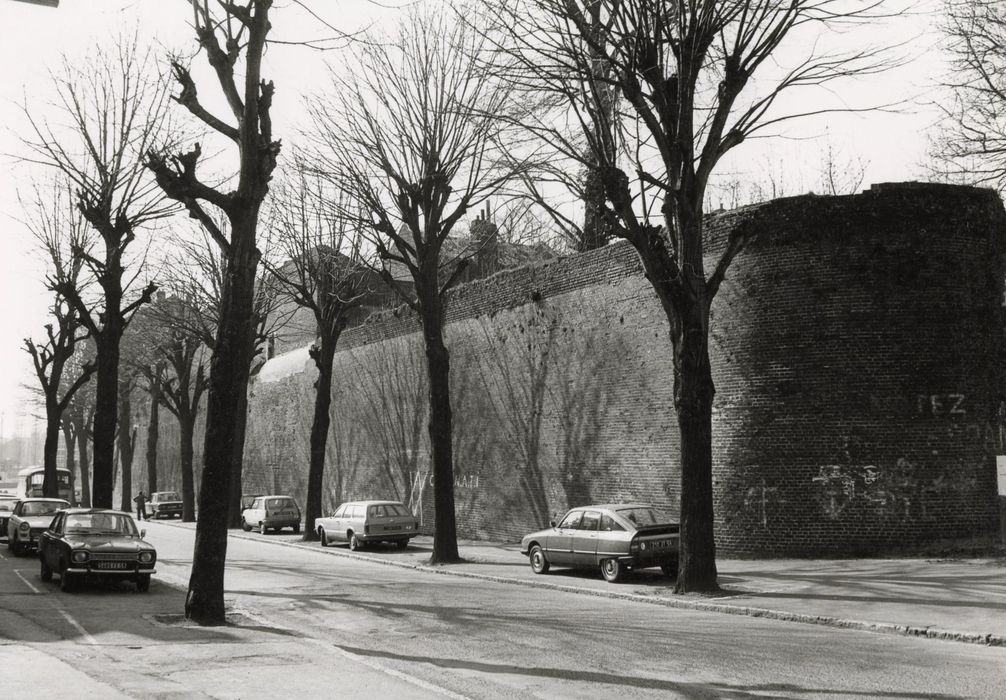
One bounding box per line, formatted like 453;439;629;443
2;521;1004;698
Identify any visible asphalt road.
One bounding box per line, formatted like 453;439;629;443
3;522;1005;699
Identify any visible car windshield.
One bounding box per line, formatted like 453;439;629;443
156;492;180;501
615;507;665;528
20;500;67;516
65;513;138;536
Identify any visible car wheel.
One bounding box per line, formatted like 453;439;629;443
396;539;408;550
529;545;550;574
40;557;52;582
59;564;76;593
241;518;251;532
349;533;361;551
600;558;623;583
319;529;329;547
293;523;300;534
259;521;267;535
136;574;151;593
661;560;679;579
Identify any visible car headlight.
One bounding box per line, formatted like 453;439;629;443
138;551;155;564
18;522;29;533
71;550;89;563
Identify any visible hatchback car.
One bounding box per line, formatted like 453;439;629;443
38;508;157;592
240;495;301;534
315;500;418;550
7;497;70;556
520;504;679;583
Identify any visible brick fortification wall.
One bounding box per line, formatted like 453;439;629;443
242;183;1006;555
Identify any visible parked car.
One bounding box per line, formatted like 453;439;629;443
520;504;680;583
147;491;183;519
7;498;70;556
315;500;419;550
38;508;157;592
240;495;301;534
0;494;17;539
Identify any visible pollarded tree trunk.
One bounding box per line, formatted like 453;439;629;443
303;335;336;541
180;413;196;522
118;383;134;512
73;413;92;508
42;405;61;499
62;423;76;505
91;330;122;508
419;289;460;564
146;373;162;493
672;300;718;593
227;384;251;529
186;215;260;624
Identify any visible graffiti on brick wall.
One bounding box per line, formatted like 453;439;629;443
916;394;966;417
812;457;979;521
743;478;786;528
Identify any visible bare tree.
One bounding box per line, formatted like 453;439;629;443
484;0;899;591
932;0;1006;189
21;37;176;508
21;182;96;500
307;6;529;563
268;173;371;541
144;0;281;622
158;224;289;528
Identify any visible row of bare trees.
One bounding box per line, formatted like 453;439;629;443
22;0;918;624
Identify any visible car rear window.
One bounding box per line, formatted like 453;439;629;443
369;503;411;518
616;507;664;527
270;498;295;509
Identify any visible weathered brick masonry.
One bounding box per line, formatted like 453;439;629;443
238;182;1005;556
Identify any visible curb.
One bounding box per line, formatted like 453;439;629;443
155;520;1006;647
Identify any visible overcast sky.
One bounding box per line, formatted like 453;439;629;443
0;0;946;440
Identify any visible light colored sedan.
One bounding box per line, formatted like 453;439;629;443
315;500;418;550
6;498;70;556
520;504;679;583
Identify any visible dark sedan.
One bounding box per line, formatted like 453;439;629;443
520;504;679;583
38;508;157;592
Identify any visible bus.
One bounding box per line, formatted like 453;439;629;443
16;466;73;503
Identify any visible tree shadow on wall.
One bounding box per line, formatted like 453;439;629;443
335;337;429;514
549;316;615;510
461;308;557;529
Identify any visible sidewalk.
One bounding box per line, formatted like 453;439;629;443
213;525;1006;647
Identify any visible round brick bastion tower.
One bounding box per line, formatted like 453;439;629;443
237;181;1006;558
707;182;1006;555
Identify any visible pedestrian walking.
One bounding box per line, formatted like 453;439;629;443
133;490;147;521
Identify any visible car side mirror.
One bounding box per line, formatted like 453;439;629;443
549;520;556;528
140;529;146;538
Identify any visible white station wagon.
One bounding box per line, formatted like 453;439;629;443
315;500;418;550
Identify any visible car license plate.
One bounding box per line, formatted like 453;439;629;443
95;561;129;570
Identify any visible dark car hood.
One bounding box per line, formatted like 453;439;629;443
69;536;153;551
